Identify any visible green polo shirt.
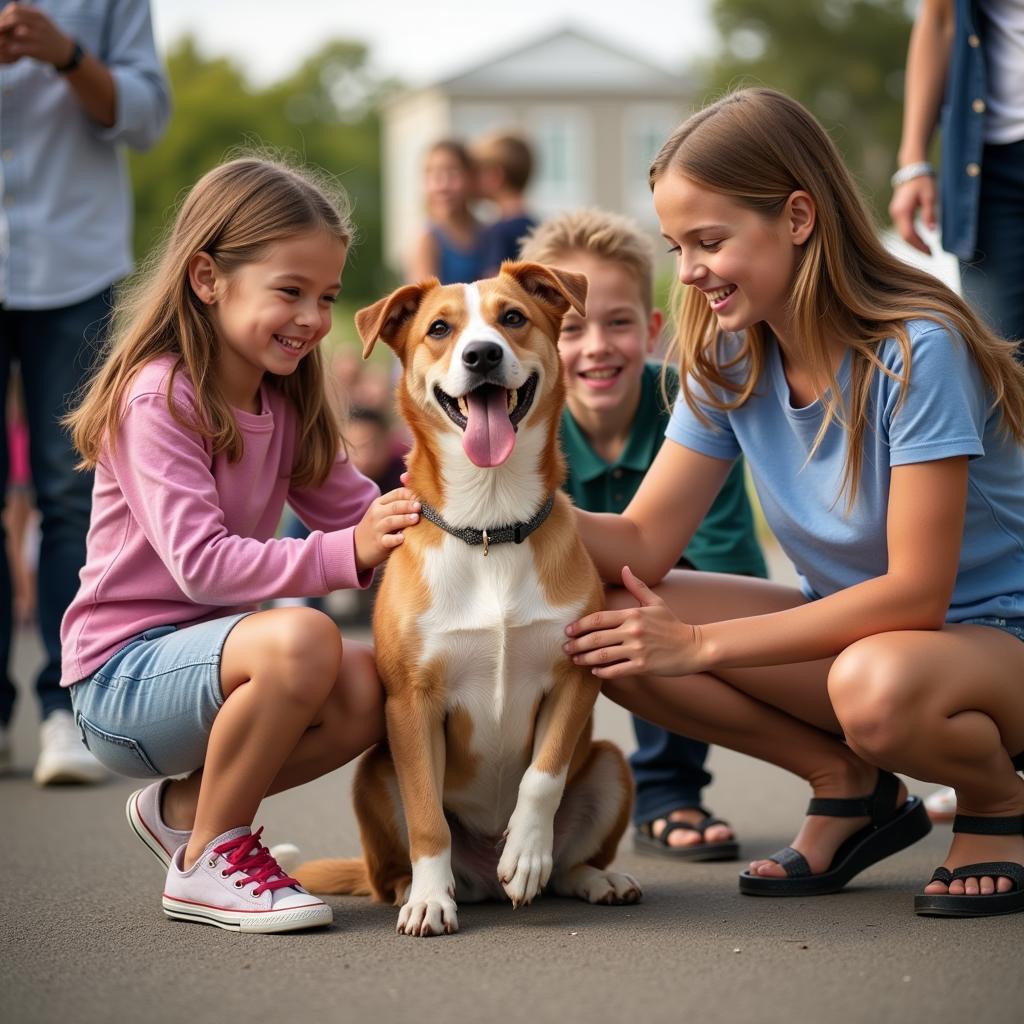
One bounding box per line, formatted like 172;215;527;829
560;362;767;576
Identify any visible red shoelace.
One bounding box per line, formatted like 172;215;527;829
213;827;299;896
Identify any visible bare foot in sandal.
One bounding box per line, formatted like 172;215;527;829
740;766;931;895
916;802;1024;916
635;806;739;861
746;762;894;879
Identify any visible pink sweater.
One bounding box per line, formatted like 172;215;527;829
61;356;380;685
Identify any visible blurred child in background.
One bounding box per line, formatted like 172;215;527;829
406;139;483;285
475;132;538;277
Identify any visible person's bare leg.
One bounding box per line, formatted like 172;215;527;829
161;634;384;837
600;571;906;876
170;608;377;869
159;614;385;847
829;624;1024;895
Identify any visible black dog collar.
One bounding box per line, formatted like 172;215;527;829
418;494;555;556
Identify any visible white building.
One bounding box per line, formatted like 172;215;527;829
380;26;693;275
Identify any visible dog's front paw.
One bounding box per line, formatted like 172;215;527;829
497;823;554;907
397;894;459;937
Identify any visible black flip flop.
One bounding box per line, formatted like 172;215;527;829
915;813;1024;917
634;808;739;862
739;770;931;896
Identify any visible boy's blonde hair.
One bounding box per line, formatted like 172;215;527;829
68;157;354;488
518;208;655;313
473;133;535;192
650;87;1024;507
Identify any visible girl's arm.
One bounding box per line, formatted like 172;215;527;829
576;439;734;584
567;456;967;677
112;393;377;604
289;462;422;573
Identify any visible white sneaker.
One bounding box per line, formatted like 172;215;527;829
0;722;12;775
33;709;107;786
924;786;957;823
162;826;333;933
127;780;191;868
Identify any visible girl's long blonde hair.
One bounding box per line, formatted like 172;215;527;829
68;156;355;488
650;87;1024;508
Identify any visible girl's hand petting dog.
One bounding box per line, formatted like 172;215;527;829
564;566;705;679
354;487;420;571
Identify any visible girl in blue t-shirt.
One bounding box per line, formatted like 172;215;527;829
565;88;1024;918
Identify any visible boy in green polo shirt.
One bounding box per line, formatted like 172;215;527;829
520;209;767;860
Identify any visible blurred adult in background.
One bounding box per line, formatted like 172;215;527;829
890;0;1023;347
890;0;1024;823
0;0;170;784
405;139;484;285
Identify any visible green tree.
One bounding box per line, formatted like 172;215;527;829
700;0;915;218
129;36;397;309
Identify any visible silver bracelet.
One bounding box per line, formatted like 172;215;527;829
890;162;935;189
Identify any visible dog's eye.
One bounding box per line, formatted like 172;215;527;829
427;319;450;339
502;309;526;328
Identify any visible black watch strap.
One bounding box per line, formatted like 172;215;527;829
55;39;84;74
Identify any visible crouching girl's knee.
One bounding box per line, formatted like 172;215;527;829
828;640;921;760
261;607;343;704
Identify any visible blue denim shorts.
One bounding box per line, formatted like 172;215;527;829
958;615;1024;643
69;612;253;779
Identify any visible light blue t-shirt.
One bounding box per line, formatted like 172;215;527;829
666;320;1024;621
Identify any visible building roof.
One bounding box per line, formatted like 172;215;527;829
393;25;689;102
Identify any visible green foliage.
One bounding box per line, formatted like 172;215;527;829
129;36;398;317
700;0;915;218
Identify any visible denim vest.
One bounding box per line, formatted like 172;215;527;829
940;0;986;260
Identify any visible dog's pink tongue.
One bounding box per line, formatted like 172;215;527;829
463;386;515;468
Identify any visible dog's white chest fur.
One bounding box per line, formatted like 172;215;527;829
418;533;585;834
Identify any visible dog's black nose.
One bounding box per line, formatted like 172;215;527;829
462;341;503;373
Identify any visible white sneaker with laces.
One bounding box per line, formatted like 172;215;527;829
162;826;333;933
127;780;191;868
33;709;106;786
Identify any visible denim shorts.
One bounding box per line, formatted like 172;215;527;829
69;612;253;779
958;615;1024;644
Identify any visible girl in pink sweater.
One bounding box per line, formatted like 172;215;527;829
61;158;420;934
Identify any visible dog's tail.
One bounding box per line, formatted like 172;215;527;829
290;856;374;896
271;844;374;896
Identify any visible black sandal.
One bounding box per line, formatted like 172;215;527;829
634;808;739;862
739;770;931;896
914;813;1024;917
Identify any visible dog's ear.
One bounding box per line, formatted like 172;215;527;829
500;261;588;319
355;279;439;359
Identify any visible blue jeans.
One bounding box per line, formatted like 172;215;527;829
630;717;712;825
0;288;110;725
960;139;1024;348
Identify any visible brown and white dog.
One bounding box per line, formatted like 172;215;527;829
293;262;640;936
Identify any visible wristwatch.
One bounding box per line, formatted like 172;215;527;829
55;39;85;74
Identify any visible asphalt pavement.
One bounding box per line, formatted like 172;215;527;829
3;615;1022;1024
